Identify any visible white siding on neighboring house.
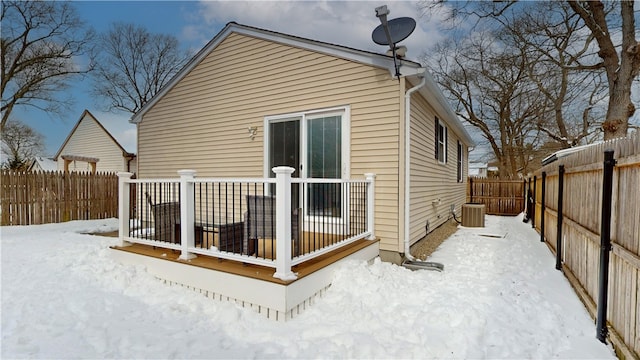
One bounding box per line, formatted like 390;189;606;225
55;111;134;173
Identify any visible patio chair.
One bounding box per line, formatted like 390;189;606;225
243;195;300;257
145;192;181;244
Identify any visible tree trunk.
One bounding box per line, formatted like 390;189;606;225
569;0;639;140
602;85;634;140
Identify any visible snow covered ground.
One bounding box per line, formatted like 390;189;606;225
2;214;616;359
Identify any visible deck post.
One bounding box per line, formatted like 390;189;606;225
272;166;297;281
117;172;134;247
178;170;197;261
365;173;376;240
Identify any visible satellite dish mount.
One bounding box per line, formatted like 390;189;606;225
372;5;416;78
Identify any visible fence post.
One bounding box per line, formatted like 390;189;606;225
556;165;565;271
532;175;537;229
117;172;134;247
523;179;526;215
365;173;376;240
526;177;532;222
178;170;197;261
596;150;616;343
469;177;474;203
541;172;546;242
272;166;297;281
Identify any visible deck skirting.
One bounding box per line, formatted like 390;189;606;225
109;241;378;321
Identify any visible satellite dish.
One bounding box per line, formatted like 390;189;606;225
372;17;416;46
371;5;416;78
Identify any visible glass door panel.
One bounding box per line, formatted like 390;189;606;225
307;115;341;217
269;120;300;207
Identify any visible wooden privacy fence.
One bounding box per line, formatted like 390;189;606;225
1;170;119;226
530;133;640;359
467;178;525;215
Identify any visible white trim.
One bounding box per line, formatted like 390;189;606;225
263;105;351;180
263;114;302;184
264;105;351;229
437;119;448;165
403;75;428;260
457;141;464;183
409;72;475;147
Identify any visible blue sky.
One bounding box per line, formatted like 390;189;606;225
15;1;637;161
15;0;447;156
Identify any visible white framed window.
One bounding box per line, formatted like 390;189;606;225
435;118;448;164
457;141;463;182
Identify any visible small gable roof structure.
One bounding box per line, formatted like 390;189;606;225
131;22;474;146
27;156;58;172
54;110;136;173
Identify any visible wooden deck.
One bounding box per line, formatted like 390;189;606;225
109;236;379;321
111;237;377;285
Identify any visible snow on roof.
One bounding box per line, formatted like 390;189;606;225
541;141;605;165
32;156;57;171
469;162;488;169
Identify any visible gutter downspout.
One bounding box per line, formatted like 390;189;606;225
403;69;427;261
402;68;444;271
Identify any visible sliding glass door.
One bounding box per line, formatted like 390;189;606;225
266;108;349;222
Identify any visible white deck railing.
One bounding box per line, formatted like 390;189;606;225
117;167;375;280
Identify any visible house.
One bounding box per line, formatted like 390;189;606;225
469;162;488;178
54;110;136;174
113;22;474;320
27;156;58;172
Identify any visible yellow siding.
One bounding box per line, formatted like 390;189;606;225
138;33;402;251
57;114;127;173
408;88;467;244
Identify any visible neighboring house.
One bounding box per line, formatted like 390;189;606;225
27;156;58;172
130;22;474;262
469;162;488;178
54;110;136;174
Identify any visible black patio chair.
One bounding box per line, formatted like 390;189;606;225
243;195;300;257
145;192;181;244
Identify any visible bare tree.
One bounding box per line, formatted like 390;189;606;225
1;0;94;132
500;1;607;148
568;1;640;139
422;0;640;140
92;23;188;114
428;32;544;178
1;118;44;170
